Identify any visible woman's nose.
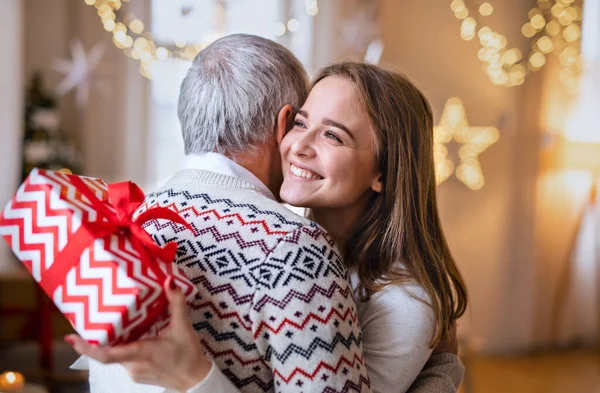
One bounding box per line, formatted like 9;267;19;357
290;131;316;157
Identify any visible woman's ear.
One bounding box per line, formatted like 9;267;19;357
276;104;294;145
371;175;383;193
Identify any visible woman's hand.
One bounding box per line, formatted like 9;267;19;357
66;277;212;392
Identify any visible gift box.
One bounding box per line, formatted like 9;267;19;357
0;168;198;345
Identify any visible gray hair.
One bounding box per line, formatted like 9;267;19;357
177;34;309;155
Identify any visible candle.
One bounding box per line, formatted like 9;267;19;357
0;371;25;392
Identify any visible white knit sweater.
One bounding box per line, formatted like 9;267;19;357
82;168;370;393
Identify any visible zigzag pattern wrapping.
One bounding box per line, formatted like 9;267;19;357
0;168;196;345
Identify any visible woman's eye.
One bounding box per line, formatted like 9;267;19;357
324;131;343;143
294;120;306;128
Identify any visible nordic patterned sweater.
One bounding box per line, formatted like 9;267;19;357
137;169;370;393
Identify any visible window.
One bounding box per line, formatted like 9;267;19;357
581;0;599;61
148;0;315;187
565;0;600;142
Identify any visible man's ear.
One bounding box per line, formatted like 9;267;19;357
276;104;294;145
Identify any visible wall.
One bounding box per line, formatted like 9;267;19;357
380;0;540;353
24;0;149;186
0;0;24;267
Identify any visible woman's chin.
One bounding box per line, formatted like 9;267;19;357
279;188;313;208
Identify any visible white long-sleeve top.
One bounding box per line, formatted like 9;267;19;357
353;278;435;393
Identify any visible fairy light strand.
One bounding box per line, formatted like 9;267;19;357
452;0;583;89
85;0;319;79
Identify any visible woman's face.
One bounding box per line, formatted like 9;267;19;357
280;76;381;209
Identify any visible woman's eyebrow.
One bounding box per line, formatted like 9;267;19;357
296;110;355;140
323;117;354;139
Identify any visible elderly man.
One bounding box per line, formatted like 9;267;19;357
69;34;464;393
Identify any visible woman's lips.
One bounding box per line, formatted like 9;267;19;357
289;162;324;180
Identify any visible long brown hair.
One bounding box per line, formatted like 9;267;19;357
312;61;467;346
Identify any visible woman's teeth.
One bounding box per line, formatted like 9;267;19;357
290;164;323;180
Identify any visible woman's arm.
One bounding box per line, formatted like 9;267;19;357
406;353;464;393
357;283;436;393
407;322;464;393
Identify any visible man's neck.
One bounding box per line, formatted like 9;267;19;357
226;146;280;200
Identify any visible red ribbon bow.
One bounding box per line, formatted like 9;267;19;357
39;177;193;297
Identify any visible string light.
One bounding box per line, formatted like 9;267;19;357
305;0;319;16
451;0;583;89
546;20;561;35
85;0;319;79
274;22;287;36
287;18;301;33
479;2;494;16
530;14;546;30
129;19;144;35
562;23;580;42
460;17;477;40
434;98;499;190
529;51;546;69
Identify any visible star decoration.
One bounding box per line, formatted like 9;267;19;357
434;98;499;190
52;40;109;108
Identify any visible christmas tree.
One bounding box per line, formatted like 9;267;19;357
22;72;79;181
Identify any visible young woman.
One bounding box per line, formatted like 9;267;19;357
70;61;467;393
277;61;467;392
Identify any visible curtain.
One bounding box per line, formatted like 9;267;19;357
0;0;23;269
553;0;600;346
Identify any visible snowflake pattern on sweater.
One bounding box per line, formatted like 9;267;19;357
137;170;371;393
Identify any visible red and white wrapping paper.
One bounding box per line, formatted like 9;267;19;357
0;168;198;345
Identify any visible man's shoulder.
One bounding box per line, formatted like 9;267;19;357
140;180;339;253
141;182;346;290
143;180;313;231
